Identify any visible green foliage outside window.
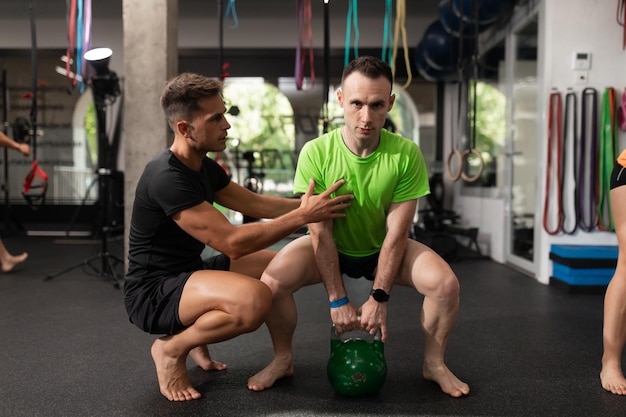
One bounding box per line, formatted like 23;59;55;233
84;101;97;167
223;80;295;151
466;81;506;187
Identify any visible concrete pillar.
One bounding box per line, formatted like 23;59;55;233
122;0;178;269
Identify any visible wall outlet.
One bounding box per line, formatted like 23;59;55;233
574;70;588;85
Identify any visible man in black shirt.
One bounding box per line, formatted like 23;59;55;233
124;72;352;401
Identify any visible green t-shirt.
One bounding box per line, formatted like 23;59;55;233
294;128;430;257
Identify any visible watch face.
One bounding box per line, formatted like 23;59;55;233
372;289;389;302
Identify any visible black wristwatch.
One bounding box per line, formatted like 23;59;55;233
370;288;390;302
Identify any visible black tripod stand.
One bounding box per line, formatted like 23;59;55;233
43;171;124;287
45;50;124;287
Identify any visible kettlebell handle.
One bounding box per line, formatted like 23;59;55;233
330;322;382;342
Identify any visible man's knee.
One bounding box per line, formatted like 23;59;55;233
261;263;311;296
438;270;460;299
414;266;460;300
240;283;273;331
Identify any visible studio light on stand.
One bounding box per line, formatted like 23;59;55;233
45;47;124;287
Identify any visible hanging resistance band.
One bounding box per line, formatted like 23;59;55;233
598;87;617;231
64;0;91;91
618;87;626;131
75;0;83;88
79;0;91;93
381;0;394;67
390;0;412;89
65;0;77;87
224;0;238;28
561;90;579;234
24;0;48;209
344;0;359;66
577;87;599;232
295;0;315;91
543;90;564;235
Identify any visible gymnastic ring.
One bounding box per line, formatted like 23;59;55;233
460;148;484;183
445;149;463;182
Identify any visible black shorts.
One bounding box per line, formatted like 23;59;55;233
610;161;626;190
125;254;231;335
338;252;379;281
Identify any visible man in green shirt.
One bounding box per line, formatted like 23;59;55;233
248;56;469;398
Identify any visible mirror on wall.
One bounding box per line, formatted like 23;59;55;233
509;15;538;263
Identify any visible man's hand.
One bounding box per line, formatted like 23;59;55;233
299;179;353;223
358;298;388;342
17;143;30;157
330;302;360;335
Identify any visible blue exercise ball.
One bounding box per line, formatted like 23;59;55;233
414;41;456;83
421;20;459;72
453;0;516;25
420;20;474;72
438;0;488;38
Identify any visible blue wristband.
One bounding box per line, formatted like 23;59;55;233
329;296;349;308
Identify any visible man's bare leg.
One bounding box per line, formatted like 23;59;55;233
152;336;202;401
421;292;469;397
0;238;27;272
248;238;319;391
153;272;271;401
403;241;469;398
189;345;228;371
247;292;297;391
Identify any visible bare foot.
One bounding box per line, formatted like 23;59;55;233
1;252;28;273
151;338;201;401
601;365;626;395
189;345;227;371
247;356;294;391
423;362;470;398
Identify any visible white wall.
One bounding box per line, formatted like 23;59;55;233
450;0;626;283
534;0;625;284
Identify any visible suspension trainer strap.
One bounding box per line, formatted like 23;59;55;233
543;90;564;235
460;1;483;182
24;0;48;209
598;87;617;231
22;160;48;208
561;90;579;234
461;78;484;182
577;87;599;232
446;82;464;182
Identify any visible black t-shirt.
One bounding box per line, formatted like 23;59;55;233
124;149;230;296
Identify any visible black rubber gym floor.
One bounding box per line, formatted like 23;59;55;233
1;234;625;417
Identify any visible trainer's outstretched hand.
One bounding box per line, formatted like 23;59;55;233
299;178;353;223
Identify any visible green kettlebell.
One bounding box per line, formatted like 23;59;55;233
327;325;387;397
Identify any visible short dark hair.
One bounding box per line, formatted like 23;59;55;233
160;72;224;129
341;56;393;87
